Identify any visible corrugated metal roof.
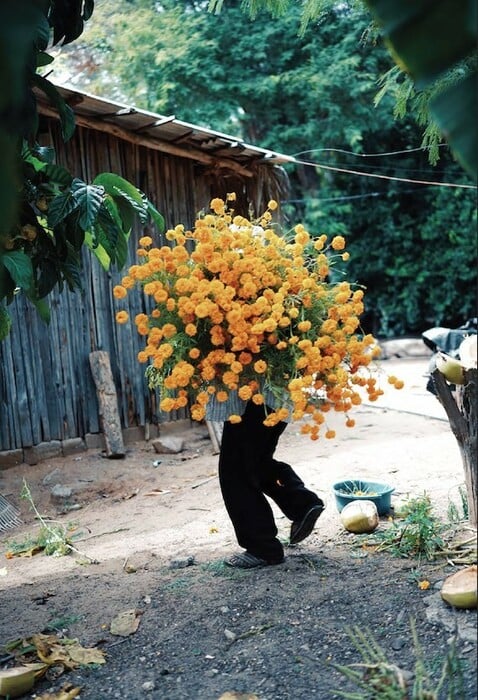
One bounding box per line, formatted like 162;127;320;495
36;84;294;170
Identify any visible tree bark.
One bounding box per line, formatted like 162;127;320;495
89;351;126;459
432;368;477;527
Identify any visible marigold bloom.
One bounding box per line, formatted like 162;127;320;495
113;285;128;299
331;236;345;251
116;310;129;324
115;195;398;439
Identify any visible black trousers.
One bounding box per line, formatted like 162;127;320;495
218;401;321;561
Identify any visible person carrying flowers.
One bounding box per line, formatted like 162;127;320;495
114;194;402;567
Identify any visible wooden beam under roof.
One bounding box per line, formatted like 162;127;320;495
38;102;256;178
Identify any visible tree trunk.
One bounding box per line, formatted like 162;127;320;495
432;368;477;527
89;351;126;459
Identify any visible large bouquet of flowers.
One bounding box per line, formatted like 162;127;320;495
114;195;402;440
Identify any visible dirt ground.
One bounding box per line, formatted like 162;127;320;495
0;355;477;699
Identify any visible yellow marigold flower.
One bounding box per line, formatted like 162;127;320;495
341;252;350;261
331;235;346;251
191;405;206;421
113;285;127;299
297;320;312;332
216;391;229;402
185;323;197;337
121;276;135;289
162;323;177;339
160;397;176;412
253;360;267;374
252;393;264;405
227;192;237;201
394;379;405;390
139;236;153;247
238;385;253;401
228;414;242;424
116;310;129;324
210;197;225;214
418;580;430;590
267;199;278;211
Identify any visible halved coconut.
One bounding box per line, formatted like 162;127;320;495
0;666;36;698
340;499;379;534
441;565;477;609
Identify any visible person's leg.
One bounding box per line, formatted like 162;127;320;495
218;402;285;563
261;459;323;522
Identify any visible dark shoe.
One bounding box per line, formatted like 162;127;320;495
224;552;284;569
289;502;324;545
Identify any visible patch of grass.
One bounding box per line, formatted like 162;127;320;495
43;614;83;633
367;494;445;561
447;485;469;523
163;576;192;593
333;620;465;699
199;560;245;579
5;480;97;563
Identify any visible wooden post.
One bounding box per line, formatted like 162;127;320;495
432;367;477;527
89;351;126;459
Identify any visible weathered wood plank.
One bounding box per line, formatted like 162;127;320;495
89;350;125;458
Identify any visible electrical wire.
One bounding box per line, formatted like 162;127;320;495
292;145;450;158
287;156;476;189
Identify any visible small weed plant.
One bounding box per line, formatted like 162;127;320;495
447;485;469;523
334;620;466;699
6;480;96;562
371;494;445;561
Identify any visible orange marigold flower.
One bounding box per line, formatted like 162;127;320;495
116;310;129;324
228;414;243;424
331;235;345;251
238;385;253;401
325;429;336;439
139;235;153;247
253;360;267;374
113;285;127;299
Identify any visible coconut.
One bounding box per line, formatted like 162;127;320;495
459;335;477;369
0;666;36;698
440;565;477;609
340;499;379;534
435;352;465;385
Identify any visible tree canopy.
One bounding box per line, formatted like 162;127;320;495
53;0;476;336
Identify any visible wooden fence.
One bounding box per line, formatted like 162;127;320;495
0;119;283;453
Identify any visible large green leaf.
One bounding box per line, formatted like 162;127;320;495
368;0;476;88
31;73;76;140
93;172;144;206
146;199;165;233
1;250;33;290
85;231;111;270
43;163;74;186
25;292;51;323
48;191;78;227
71;178;105;230
431;72;478;179
365;0;477;178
